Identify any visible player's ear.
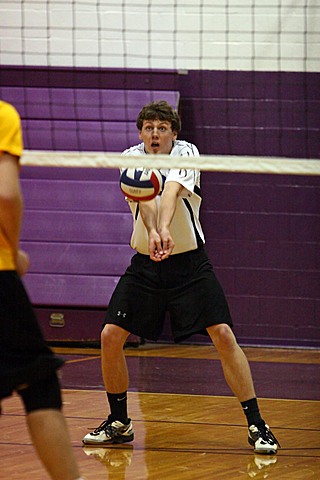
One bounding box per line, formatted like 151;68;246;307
172;130;178;141
139;130;143;140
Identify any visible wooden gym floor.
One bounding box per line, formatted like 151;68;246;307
1;343;319;479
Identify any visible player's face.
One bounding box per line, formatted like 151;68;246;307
139;119;177;155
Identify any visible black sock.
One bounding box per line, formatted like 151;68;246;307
241;398;264;427
107;391;129;424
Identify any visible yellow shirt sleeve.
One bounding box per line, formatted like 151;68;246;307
0;100;23;157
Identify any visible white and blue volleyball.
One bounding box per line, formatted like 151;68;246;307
120;168;164;201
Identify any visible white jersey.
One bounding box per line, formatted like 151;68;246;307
121;140;205;255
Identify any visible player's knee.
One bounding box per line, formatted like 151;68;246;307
101;324;114;348
208;323;236;351
101;324;127;351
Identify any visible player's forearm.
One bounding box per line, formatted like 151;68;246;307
158;182;181;231
0;199;22;253
139;199;158;233
0;154;23;253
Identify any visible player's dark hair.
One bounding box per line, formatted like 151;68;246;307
136;100;181;134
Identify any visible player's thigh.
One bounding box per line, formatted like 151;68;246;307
105;275;167;340
169;272;232;333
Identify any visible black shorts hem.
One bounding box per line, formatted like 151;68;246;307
0;356;64;400
104;315;234;344
104;315;160;342
173;320;234;344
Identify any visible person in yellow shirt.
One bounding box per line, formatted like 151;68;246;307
0;100;85;480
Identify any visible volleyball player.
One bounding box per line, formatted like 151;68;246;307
0;100;85;480
82;100;280;455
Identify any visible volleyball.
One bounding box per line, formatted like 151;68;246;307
120;168;164;201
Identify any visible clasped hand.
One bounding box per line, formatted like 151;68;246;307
148;228;175;262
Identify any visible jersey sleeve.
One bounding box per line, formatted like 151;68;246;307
0;101;23;158
165;141;200;195
171;141;200;158
165;169;199;195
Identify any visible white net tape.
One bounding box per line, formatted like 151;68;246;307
21;151;320;176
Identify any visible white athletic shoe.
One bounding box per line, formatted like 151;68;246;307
248;424;280;454
82;419;134;445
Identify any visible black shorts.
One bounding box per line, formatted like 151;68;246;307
105;246;233;343
0;271;64;400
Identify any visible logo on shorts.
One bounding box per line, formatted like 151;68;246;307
117;311;127;318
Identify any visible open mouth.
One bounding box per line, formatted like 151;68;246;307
151;142;160;148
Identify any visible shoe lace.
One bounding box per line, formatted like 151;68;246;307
259;425;281;448
92;419;124;437
92;419;112;434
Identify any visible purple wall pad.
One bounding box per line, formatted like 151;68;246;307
0;87;179;121
21;211;132;242
20;166;120;181
20;242;133;275
59;355;320;401
20;179;125;211
0;66;319;157
0;83;179;152
23;274;119;307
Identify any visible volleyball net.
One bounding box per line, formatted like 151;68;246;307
20;151;320;176
2;0;318;72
